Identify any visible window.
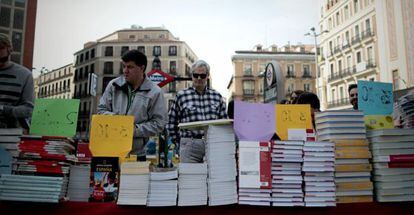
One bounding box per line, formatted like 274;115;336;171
304;83;311;92
104;62;113;74
287;64;294;76
0;7;11;27
367;47;373;63
354;0;359;13
339;86;344;99
347;55;352;69
243;80;255;95
356;51;362;63
1;0;12;5
365;18;371;32
170;61;177;74
80;53;84;63
90;63;94;73
338;60;342;73
328;18;332;30
332;89;336;101
11;32;22;52
104;46;113;56
91;49;95;58
355;25;360;37
14;0;26;8
169;81;176;93
336;12;340;26
345;31;350;43
259;64;266;73
13;9;24;29
344;5;349;20
79;68;83;80
153;46;161;56
121;46;129;56
330;63;334;76
392;70;400;90
102;77;115;94
119;62;123;75
244;64;252;76
303;65;310;76
138;46;145;54
369;77;375;81
169;46;177;56
85;51;89;61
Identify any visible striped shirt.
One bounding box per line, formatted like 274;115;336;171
166;86;227;143
0;62;34;128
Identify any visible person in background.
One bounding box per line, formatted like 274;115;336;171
296;92;321;128
227;99;234;119
0;33;34;129
289;90;304;104
167;60;227;163
280;99;289;104
348;84;358;110
97;50;167;161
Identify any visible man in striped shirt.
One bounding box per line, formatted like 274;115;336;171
167;60;227;163
0;33;34;129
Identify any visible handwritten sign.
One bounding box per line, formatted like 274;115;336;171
275;105;312;140
89;115;134;160
358;81;393;115
30;99;80;137
364;115;394;130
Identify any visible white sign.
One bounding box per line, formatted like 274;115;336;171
89;73;98;96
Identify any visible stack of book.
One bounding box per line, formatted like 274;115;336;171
147;167;178;206
0;174;67;203
367;128;414;202
117;161;150;205
205;124;238;206
67;165;90;202
238;141;272;206
177;163;208;206
271;141;304;207
315;111;366;141
333;139;373;203
303;141;336;207
394;91;414;128
0;128;22;157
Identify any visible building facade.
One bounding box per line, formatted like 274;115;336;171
0;0;37;69
228;44;316;103
36;63;75;99
318;0;414;110
73;27;198;139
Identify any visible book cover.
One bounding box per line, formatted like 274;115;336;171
89;157;119;202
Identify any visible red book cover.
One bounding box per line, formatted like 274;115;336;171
260;141;272;189
390;154;414;163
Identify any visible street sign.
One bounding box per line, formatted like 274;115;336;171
147;69;174;87
89;73;98;96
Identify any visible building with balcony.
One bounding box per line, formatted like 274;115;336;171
36;63;75;99
228;44;316;103
73;26;198;139
318;0;414;110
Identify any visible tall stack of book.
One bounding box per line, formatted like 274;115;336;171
394;91;414;128
238;141;272;206
0;128;22;157
367;129;414;202
271;141;304;206
303;141;336;207
205;124;238;206
117;161;150;205
147;167;178;206
67;165;90;202
0;174;67;203
315;110;373;204
177;163;208;206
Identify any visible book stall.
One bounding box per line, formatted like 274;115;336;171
1;81;414;214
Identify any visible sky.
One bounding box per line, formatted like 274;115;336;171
33;0;321;99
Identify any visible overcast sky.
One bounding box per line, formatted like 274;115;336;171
33;0;321;98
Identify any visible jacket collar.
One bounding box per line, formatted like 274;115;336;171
113;75;152;92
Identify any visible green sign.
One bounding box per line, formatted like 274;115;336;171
30;99;80;137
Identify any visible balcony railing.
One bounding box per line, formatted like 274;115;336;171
286;73;296;78
361;29;374;40
327;98;350;108
302;73;312;78
333;46;341;54
328;60;376;82
351;35;361;45
243;89;255;96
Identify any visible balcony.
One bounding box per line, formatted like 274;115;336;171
328;67;357;82
302;73;312;78
361;29;374;40
286;73;296;78
351;35;361;45
243;69;253;77
333;45;341;55
367;59;376;69
327;98;350;109
243;89;255;96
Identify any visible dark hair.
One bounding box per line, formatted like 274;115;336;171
280;99;289;104
296;92;320;110
290;90;305;104
348;84;357;94
121;50;147;72
227;100;234;119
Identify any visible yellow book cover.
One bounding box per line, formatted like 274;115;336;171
335;147;371;159
335;163;372;172
336;196;373;203
332;139;368;147
336;181;373;191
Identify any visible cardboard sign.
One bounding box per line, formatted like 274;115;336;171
275;104;312;140
30;99;80;137
89;115;134;161
364;115;394;130
358;81;393;115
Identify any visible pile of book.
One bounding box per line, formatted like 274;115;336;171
0;174;67;203
303;141;336;207
315;110;373;204
117;161;149;205
272;141;304;206
394;91;414;128
178;163;208;206
205;124;237;206
238;141;272;206
147;167;178;206
0;128;22;157
367;129;414;202
67;165;90;202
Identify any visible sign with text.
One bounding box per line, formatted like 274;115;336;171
358;81;393;115
275;104;312;140
364;115;394;130
147;69;174;87
30;99;80;137
89;115;134;160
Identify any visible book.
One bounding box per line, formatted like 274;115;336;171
89;157;119;202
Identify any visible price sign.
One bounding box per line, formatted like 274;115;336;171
275;104;312;140
30;99;80;137
89;115;134;160
358;81;393;115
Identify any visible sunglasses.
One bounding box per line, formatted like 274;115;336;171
192;73;207;79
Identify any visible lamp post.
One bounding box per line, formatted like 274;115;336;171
305;27;328;105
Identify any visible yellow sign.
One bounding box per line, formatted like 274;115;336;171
364;115;394;130
89;115;135;161
275;104;312;140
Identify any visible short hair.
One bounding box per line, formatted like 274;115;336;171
191;60;210;76
0;33;12;48
296;92;320;110
348;84;357;94
121;50;147;72
290;90;305;104
280;99;289;104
